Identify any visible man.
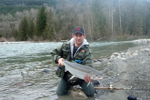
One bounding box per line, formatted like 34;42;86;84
50;26;95;97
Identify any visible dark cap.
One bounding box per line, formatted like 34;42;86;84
73;26;84;35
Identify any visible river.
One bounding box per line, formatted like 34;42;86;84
0;39;149;100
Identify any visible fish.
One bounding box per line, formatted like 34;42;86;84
62;60;103;82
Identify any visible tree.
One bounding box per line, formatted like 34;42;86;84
43;8;55;40
28;18;35;38
111;0;114;37
18;16;29;41
36;6;47;37
118;0;122;36
91;0;109;39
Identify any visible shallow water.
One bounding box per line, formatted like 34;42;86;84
0;40;146;100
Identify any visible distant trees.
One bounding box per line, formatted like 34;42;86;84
14;10;37;41
14;6;47;41
0;0;150;41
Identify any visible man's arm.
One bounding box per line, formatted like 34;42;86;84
50;44;63;64
50;44;66;78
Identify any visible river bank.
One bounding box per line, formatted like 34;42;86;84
0;35;149;42
93;43;150;100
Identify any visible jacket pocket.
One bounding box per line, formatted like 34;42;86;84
62;48;69;59
75;51;85;60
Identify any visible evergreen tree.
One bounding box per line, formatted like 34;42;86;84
14;29;19;40
43;9;55;40
36;6;47;37
28;19;35;38
18;16;29;41
145;2;150;36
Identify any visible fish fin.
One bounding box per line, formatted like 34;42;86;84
87;82;91;87
69;75;76;80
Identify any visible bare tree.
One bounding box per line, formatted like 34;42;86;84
111;0;114;37
119;0;122;36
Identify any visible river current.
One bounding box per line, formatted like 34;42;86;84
0;39;148;100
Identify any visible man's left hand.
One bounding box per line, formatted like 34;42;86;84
84;75;93;83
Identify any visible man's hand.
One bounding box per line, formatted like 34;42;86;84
84;75;93;83
58;58;65;66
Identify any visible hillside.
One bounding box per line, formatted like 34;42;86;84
0;0;56;15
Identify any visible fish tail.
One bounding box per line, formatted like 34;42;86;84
87;76;91;87
87;82;91;87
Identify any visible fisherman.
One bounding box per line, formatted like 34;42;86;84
50;26;95;97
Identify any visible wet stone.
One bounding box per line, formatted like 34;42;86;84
43;69;50;73
106;71;116;76
92;80;100;86
10;81;34;88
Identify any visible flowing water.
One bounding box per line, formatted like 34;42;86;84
0;40;147;100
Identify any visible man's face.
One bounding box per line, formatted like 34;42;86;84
72;33;85;47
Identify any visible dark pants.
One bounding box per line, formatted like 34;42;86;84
56;78;95;97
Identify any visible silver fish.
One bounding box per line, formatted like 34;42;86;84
63;60;103;81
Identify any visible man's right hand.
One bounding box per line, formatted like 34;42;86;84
84;75;93;83
58;58;65;66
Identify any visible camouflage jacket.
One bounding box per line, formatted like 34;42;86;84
50;38;93;67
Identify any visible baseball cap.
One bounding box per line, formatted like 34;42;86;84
73;26;84;35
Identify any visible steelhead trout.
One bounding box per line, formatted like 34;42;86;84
62;60;103;81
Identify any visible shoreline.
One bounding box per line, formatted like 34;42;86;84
0;35;150;42
93;43;150;100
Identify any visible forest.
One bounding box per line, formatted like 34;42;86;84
0;0;150;41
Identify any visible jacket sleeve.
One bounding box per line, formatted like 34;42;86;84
82;49;93;68
50;44;63;63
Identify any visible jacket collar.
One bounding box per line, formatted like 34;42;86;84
69;38;89;58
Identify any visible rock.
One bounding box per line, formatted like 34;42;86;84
132;39;150;44
97;59;102;62
131;52;138;56
112;52;120;56
10;81;34;88
110;52;121;60
107;62;111;65
71;88;88;99
93;59;98;62
43;69;50;73
110;55;115;59
141;48;150;52
93;62;102;66
21;71;29;78
106;71;116;76
120;57;126;60
92;80;100;86
102;58;109;62
21;71;37;78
